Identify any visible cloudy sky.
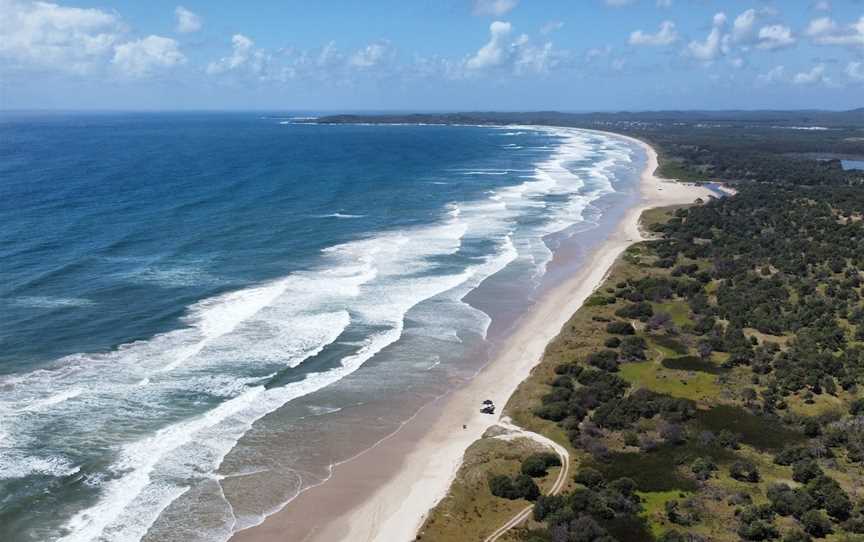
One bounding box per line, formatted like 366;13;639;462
1;0;863;110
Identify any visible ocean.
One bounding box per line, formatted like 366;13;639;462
0;112;642;541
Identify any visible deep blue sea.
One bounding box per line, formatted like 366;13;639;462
0;112;641;542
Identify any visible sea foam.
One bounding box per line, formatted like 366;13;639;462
0;125;638;542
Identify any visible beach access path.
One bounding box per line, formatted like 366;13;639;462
483;417;571;542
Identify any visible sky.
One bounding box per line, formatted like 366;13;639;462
1;0;863;111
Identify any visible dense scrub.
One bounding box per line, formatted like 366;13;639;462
517;183;864;541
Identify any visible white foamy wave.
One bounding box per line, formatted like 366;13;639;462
0;124;641;542
0;454;80;479
10;296;95;308
475;125;636;279
313;212;365;219
122;264;222;288
55;218;485;542
18;388;83;412
4;205;479;541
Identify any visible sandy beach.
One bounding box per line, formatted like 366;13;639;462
231;132;714;542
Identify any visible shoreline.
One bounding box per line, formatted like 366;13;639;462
230;132;715;542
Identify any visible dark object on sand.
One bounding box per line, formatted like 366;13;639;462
483;399;493;405
481;405;495;415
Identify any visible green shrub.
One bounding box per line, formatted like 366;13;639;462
606;321;636;335
574;467;605;489
521;452;561;477
801;510;832;538
729;460;760;483
488;473;540;501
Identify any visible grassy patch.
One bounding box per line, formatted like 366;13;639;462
786;391;846;417
639;490;692;538
651;300;693;327
640;204;695;233
620;360;720;402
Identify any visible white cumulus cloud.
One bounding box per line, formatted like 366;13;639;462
206;34;258;74
0;0;124;74
806;16;864;48
174;6;201;34
112;35;185;77
686;12;726;61
731;8;759;43
629;20;677;46
793;64;829;85
349;40;393;68
757;25;795;50
465;21;560;75
466;20;513;70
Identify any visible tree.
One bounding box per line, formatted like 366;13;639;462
738;520;780;541
792;459;822;484
729;460;760;483
574;467;605;489
691;458;717;481
569;515;610;542
615;301;654;321
489;473;540;501
489;475;515;499
606;321;636;335
738;505;779;541
824;488;852;520
533;495;564;521
522;455;551;477
513;474;541;501
766;484;815;518
620;336;648;361
522;452;561;478
801;510;832;538
648;312;673;332
587;350;620;372
604;336;622;348
665;499;700;526
717;429;740;449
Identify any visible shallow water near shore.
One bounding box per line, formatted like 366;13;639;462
0;113;642;541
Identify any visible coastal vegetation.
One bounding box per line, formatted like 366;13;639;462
319;101;864;542
417;117;864;540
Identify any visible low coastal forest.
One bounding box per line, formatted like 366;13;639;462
360;112;864;542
